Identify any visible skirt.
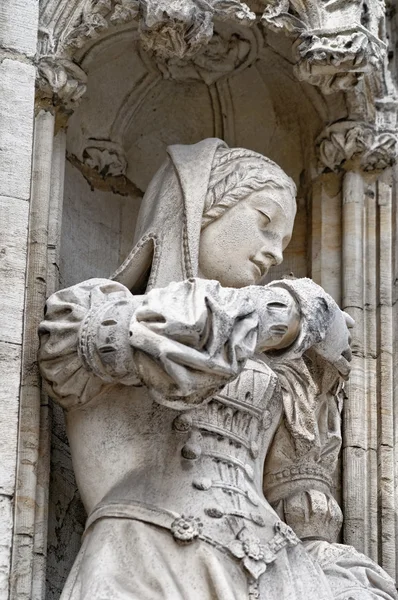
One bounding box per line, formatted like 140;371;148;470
61;517;334;600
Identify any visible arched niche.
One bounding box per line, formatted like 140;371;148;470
48;21;344;597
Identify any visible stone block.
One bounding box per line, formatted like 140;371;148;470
0;495;13;599
0;341;21;496
0;0;38;57
0;59;35;200
0;196;29;345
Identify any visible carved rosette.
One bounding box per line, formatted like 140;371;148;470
261;0;387;94
317;121;398;172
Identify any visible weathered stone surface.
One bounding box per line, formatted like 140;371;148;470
60;161;130;286
0;342;21;496
0;0;38;57
0;196;29;345
0;60;35;200
0;495;13;599
1;1;398;598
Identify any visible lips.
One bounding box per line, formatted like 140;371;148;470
251;258;268;277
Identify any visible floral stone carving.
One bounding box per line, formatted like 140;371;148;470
37;0;256;110
36;58;88;111
262;0;387;94
317;121;398;172
82;140;128;177
228;522;300;580
171;515;204;543
140;22;262;84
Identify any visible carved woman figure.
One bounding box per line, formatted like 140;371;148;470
39;139;397;599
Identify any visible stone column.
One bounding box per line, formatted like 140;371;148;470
9;84;71;595
317;120;398;575
0;1;39;597
11;108;56;600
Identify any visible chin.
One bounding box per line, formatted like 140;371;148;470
219;271;257;288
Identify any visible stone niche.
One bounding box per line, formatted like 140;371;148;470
4;1;398;599
48;22;334;597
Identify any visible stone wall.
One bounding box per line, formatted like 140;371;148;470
0;1;38;597
1;1;398;598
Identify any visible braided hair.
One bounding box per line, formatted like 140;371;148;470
202;147;296;229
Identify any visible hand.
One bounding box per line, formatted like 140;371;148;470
312;309;354;379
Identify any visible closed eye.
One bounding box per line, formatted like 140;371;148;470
257;210;270;228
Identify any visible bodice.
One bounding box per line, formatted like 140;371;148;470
174;358;281;525
75;356;287;570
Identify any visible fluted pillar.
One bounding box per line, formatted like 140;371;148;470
317;120;398;576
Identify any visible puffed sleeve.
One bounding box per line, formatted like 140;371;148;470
38;278;141;409
263;351;344;543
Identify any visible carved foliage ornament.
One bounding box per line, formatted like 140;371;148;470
228;522;300;580
40;0;255;59
37;0;390;109
37;0;255;107
82;140;128;177
317;121;398;172
36;58;88;110
140;22;262;85
262;0;387;94
139;0;256;60
57;0;140;53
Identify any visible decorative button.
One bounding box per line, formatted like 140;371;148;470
250;441;259;458
251;513;265;527
173;413;193;432
171;516;203;544
181;430;202;460
205;507;224;519
181;443;202;460
193;477;212;490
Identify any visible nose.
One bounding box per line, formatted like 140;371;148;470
261;245;283;266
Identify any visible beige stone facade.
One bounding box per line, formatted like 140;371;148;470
1;1;398;598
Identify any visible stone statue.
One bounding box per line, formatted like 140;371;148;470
38;139;397;599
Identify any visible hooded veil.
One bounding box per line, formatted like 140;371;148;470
113;138;228;292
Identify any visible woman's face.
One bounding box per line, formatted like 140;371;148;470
198;187;295;288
